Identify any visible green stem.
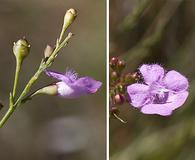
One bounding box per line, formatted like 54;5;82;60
58;28;66;44
15;33;73;106
0;93;14;128
12;59;22;98
0;33;73;128
15;64;44;106
58;23;70;44
0;106;16;128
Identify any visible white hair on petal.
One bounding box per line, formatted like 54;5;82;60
65;68;78;81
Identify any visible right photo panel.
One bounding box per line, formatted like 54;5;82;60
110;0;194;159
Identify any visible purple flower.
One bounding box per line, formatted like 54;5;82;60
45;69;102;98
127;64;189;116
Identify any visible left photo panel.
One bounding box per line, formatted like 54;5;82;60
0;1;106;160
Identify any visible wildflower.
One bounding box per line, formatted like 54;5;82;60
127;64;189;116
45;69;102;98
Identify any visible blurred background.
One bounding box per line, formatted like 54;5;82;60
110;0;195;160
0;0;106;160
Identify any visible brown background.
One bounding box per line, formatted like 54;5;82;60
0;0;106;160
110;0;195;160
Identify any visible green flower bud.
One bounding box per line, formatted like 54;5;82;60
63;8;77;30
13;38;30;62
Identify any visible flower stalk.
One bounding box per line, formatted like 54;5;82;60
12;38;30;98
0;9;76;128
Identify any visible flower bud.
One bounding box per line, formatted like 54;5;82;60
44;45;53;58
114;94;125;105
63;8;77;30
13;38;30;62
132;72;141;81
109;57;118;70
111;71;119;81
34;85;58;96
124;73;138;84
117;59;126;71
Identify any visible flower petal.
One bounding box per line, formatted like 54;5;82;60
163;70;189;92
127;83;150;108
139;64;165;84
56;81;76;98
166;91;189;110
141;91;189;116
75;77;102;93
141;103;173;116
45;70;70;82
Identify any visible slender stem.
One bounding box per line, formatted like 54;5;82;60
0;93;14;128
15;33;73;106
0;106;16;128
58;24;69;44
15;65;44;106
12;59;22;98
58;28;66;44
45;32;73;67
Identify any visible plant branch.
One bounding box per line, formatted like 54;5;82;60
0;33;73;128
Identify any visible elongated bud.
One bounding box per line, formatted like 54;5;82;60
33;85;58;96
13;38;30;62
44;45;53;58
63;8;77;30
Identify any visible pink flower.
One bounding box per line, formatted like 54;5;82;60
45;69;102;98
127;64;189;116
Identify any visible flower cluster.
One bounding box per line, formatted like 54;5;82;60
109;57;139;122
